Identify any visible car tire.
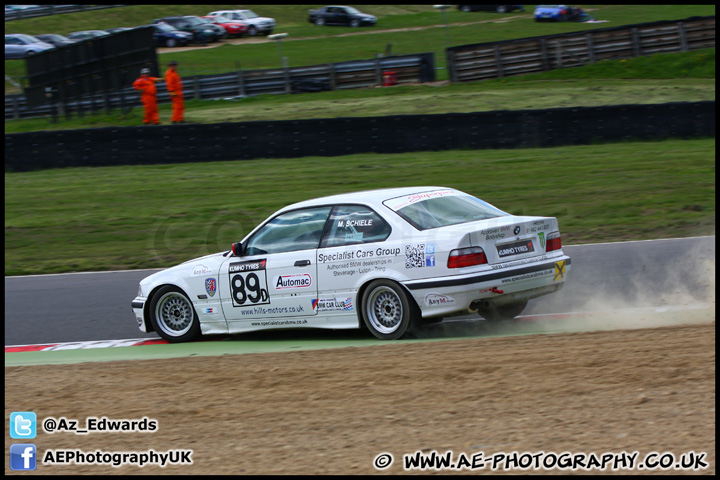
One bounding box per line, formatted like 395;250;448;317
248;25;258;36
165;38;176;48
315;18;325;26
477;300;528;322
350;19;360;28
149;286;201;343
361;280;419;340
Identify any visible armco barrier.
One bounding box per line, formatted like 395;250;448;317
5;54;435;120
5;101;714;172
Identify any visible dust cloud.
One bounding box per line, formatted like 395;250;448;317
420;237;715;339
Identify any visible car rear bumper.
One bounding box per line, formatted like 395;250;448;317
403;255;571;317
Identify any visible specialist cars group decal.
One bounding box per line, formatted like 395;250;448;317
229;259;270;307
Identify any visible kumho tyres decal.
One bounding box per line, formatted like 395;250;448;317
229;259;270;307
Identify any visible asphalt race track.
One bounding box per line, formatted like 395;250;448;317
4;236;715;346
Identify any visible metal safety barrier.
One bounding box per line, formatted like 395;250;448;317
5;53;435;120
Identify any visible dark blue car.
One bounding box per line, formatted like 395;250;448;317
148;23;194;48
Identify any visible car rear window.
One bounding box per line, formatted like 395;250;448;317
385;191;508;230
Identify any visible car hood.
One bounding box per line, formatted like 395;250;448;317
141;251;229;286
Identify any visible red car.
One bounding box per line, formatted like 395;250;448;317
201;15;248;38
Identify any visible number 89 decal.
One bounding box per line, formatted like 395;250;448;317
228;259;270;307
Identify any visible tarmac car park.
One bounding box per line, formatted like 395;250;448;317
132;187;571;343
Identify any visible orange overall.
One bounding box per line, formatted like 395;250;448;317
164;67;184;123
133;75;160;125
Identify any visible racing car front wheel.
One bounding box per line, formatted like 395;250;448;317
477;300;528;322
149;286;201;343
361;280;419;340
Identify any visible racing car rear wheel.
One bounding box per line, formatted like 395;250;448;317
361;280;419;340
477;300;528;322
149;286;201;343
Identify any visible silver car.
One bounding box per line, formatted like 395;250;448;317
5;33;55;59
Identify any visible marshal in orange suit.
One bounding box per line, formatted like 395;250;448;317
164;60;185;124
132;68;161;125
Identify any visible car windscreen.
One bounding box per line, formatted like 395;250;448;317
385;191;508;230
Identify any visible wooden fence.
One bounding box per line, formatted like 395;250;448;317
447;16;715;83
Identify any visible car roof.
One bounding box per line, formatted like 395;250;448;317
279;186;455;212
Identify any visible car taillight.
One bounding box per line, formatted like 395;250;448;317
546;232;562;252
448;247;487;268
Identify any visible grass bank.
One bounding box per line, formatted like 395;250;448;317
4;138;715;276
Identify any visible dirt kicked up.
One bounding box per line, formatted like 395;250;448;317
4;317;715;475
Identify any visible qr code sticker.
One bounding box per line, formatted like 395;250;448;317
405;244;426;268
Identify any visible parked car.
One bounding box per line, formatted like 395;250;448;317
131;186;571;342
5;33;54;59
457;5;525;13
147;23;194;48
534;5;586;22
206;9;275;36
66;30;111;41
105;27;134;34
152;16;223;44
201;15;249;38
34;33;78;47
308;6;377;27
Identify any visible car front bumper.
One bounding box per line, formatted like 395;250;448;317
131;297;148;332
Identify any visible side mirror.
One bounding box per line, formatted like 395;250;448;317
231;242;242;256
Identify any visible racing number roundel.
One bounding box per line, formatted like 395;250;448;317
229;259;270;306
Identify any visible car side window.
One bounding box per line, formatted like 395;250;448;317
244;206;332;256
321;205;391;248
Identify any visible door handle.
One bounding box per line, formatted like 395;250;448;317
294;260;311;267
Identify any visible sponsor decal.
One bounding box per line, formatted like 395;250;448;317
192;264;212;276
274;273;312;289
538;232;545;248
384;189;458;211
313;297;354;312
205;278;217;297
497;239;535;258
554;260;567;281
229;259;266;273
482;225;512;241
204;307;217;314
229;259;270;307
338;218;373;228
425;293;455;306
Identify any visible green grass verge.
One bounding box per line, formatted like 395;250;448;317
4;138;715;276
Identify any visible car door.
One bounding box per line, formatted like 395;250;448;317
219;206;332;326
337;7;352;25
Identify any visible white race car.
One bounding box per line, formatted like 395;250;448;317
132;187;571;342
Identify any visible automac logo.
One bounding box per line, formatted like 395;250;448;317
273;274;312;289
